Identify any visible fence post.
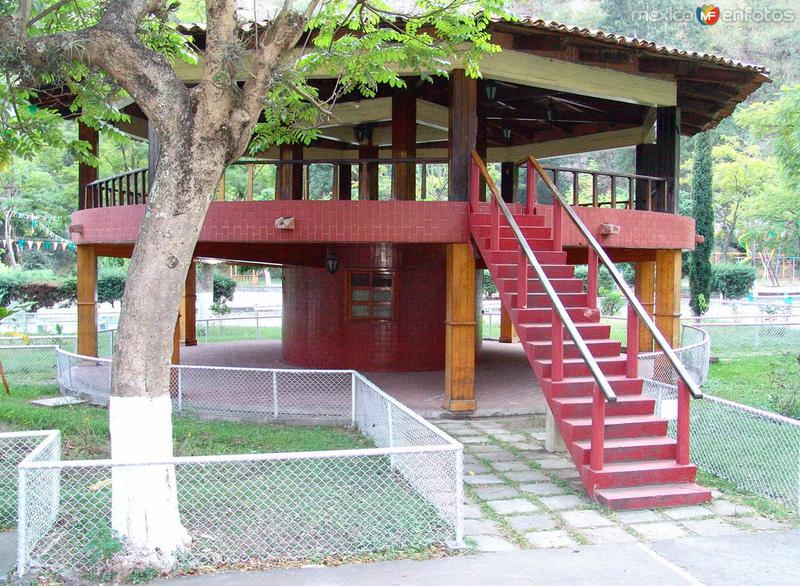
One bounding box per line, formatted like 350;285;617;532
351;372;356;427
676;379;691;465
17;466;27;576
256;315;260;340
272;370;278;419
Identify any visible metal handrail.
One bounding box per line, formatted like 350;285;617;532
471;151;617;403
524;155;702;400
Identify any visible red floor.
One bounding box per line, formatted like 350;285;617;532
181;339;545;418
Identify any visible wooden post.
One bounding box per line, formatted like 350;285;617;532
246;164;254;200
635;260;656;352
358;144;379;200
448;70;477;201
655;249;682;348
172;315;181;365
180;263;197;346
500;162;516;203
335;164;352;200
499;307;514;343
392;85;416;200
635;107;680;213
277;143;303;200
444;243;476;412
76;245;98;357
77;122;98;210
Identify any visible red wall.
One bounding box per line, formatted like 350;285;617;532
282;244;447;371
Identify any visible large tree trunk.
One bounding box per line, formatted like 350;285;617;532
109;133;226;567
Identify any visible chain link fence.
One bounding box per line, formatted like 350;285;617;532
639;326;800;513
699;321;800;357
13;351;462;577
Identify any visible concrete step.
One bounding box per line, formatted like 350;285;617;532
585;460;699;489
593;483;712;510
572;435;675;464
546;375;644;398
535;354;627;379
526;338;621;361
552;394;655;420
561;414;668;442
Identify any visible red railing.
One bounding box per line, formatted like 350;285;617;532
471;151;702;475
84;167;149;209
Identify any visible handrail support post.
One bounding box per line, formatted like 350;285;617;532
677;379;691;465
626;304;639;378
517;248;528;309
587;248;598;310
551;309;563;382
590;384;605;472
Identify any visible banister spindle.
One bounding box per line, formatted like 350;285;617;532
590;383;605;471
517;248;528;309
626;303;639;378
677;378;691;465
572;172;579;206
526;161;536;215
551;309;563;382
587;248;598;310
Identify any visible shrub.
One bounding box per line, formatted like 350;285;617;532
600;289;625;316
575;263;634;294
768;355;800;418
711;263;756;299
213;272;237;303
97;268;127;307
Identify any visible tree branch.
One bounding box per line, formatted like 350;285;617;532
27;0;73;27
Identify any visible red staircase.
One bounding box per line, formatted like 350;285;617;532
470;154;711;510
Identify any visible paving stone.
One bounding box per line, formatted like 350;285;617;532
474;485;519;501
459;436;490;444
561;509;614;529
518;482;568;497
494;433;527;443
682;518;742;537
468;444;507;454
709;500;757;517
462;455;480;465
491;460;530;472
465;464;490;475
504;470;550;483
470;535;519;552
525;529;578;549
581;526;639;545
631;522;689;541
487;498;540;515
464;518;501;536
738;516;791;532
614;509;662;525
463;504;483;519
531;432;547;441
662;505;714;520
507;514;557;532
482;451;518;462
536;458;576;470
539;495;586;511
464;474;503;486
548;467;581;480
510;442;544;452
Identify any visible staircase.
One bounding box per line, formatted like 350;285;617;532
470;158;711;510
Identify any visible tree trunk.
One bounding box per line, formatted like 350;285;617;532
109;135;225;567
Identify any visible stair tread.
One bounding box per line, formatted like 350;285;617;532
593;459;695;472
594;483;710;498
530;338;617;347
574;435;674;448
536;355;626;366
556;395;652;406
564;414;666;427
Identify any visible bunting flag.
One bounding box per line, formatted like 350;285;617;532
4;209;74;253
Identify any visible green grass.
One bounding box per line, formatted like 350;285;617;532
197;325;281;344
704;355;794;412
0;382;370;460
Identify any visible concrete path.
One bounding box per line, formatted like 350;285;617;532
0;531;15;579
155;530;800;586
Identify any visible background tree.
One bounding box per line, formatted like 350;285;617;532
0;0;507;569
689;132;713;316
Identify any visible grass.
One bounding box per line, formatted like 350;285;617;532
196;325;281;344
704;355;792;412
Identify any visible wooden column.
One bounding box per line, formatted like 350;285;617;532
77;122;98;210
635;107;680;212
447;70;477;201
180;262;197;346
76;245;97;357
392;85;416;200
655;250;682;348
444;243;476;412
277;143;303;200
358;144;379;200
499;307;514;343
635;260;656;352
172;316;181;365
500;162;517;203
335;164;352;200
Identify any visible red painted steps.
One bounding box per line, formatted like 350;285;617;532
470;206;711;510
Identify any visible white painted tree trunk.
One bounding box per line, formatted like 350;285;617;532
109;394;190;568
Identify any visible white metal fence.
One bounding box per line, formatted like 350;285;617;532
640;326;800;513
10;350;463;577
700;321;800;357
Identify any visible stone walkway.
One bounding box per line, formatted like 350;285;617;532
433;416;794;552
